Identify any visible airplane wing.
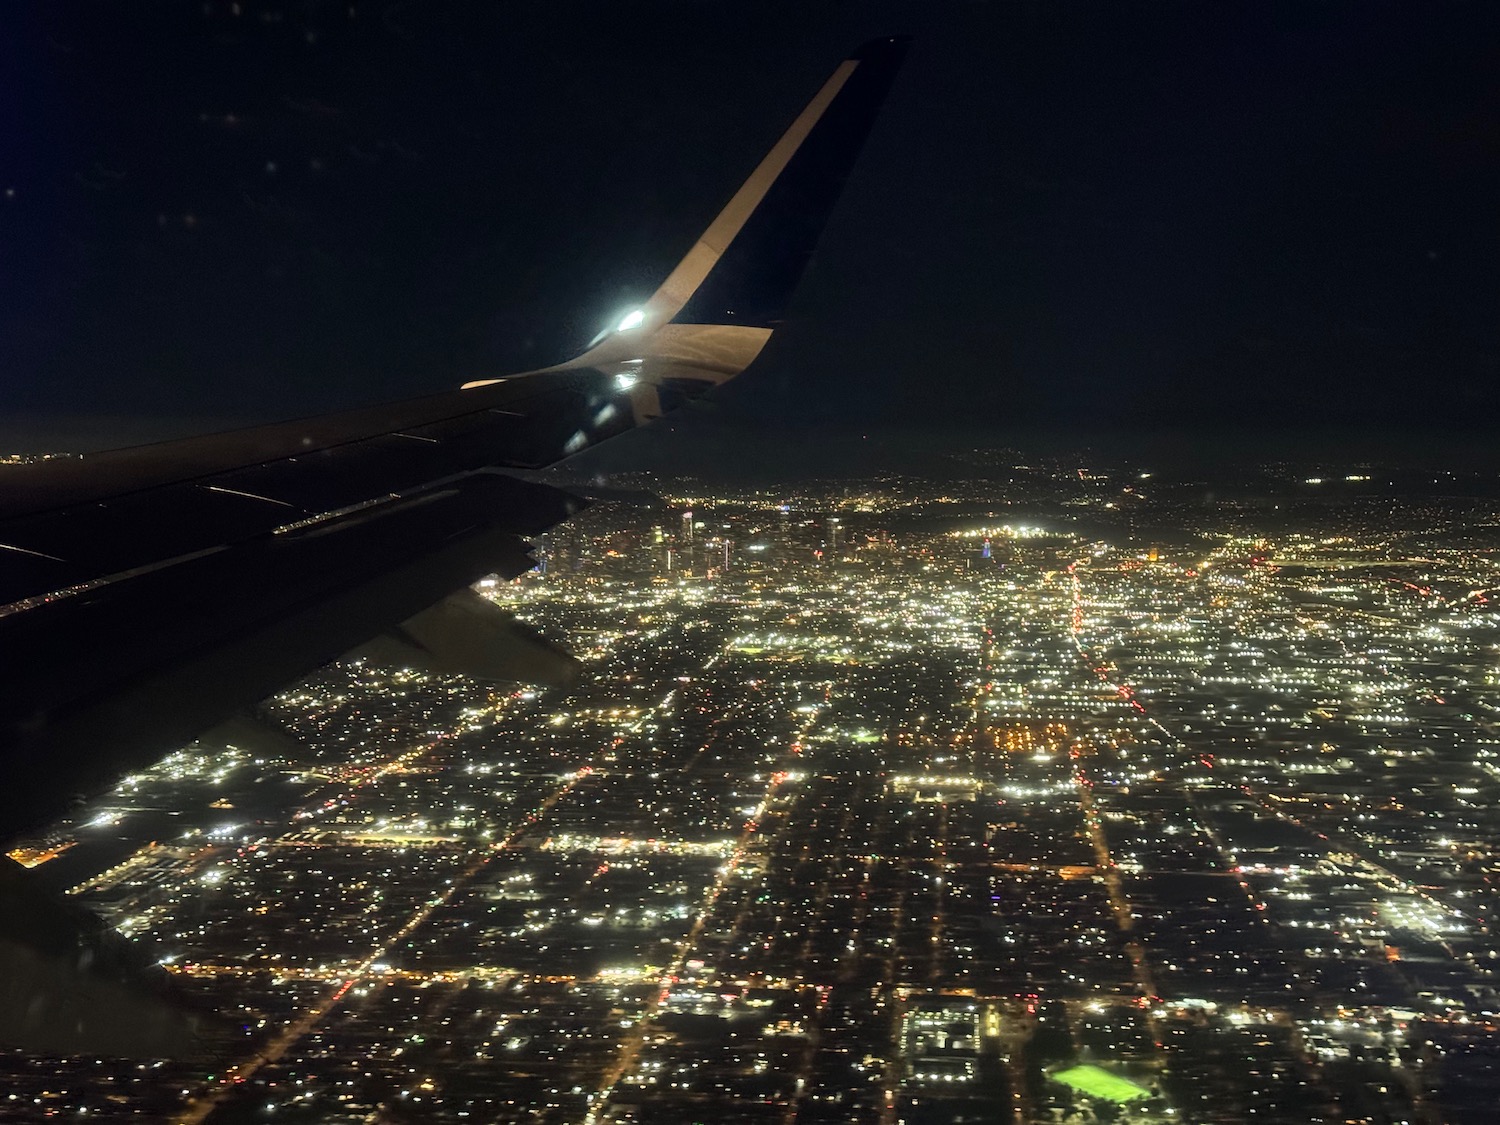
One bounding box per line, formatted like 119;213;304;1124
0;36;911;837
0;36;910;1057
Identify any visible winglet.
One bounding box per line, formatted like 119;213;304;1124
654;35;911;330
511;36;911;394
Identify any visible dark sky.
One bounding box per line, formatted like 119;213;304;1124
2;1;1498;460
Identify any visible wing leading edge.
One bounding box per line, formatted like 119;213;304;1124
0;38;908;1053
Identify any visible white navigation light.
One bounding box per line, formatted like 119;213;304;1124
614;371;638;390
616;308;645;332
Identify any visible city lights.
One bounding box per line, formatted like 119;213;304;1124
6;461;1499;1121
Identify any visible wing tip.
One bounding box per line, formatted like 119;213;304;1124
654;34;913;333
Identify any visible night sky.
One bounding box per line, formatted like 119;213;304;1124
3;2;1498;463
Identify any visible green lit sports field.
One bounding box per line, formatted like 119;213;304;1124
1053;1065;1150;1103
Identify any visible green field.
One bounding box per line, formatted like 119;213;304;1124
1052;1064;1150;1104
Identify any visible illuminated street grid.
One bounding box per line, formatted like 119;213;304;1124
4;462;1500;1123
